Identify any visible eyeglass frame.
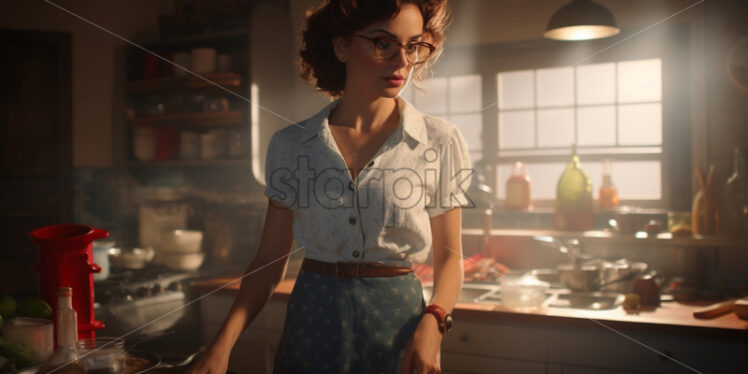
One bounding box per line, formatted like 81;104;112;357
354;34;436;65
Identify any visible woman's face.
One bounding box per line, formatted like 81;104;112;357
335;4;425;99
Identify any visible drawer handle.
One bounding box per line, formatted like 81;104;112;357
458;332;469;342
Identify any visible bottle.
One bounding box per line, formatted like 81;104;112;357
554;145;594;230
40;287;84;373
505;162;532;211
722;147;748;237
692;165;718;235
598;159;619;209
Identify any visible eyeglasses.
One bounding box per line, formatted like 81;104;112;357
354;34;435;65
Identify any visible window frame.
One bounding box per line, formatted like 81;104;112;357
427;25;692;211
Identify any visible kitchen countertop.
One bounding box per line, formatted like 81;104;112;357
191;277;748;339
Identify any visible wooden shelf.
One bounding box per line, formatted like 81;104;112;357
129;111;245;127
462;228;748;248
127;158;250;167
127;73;243;94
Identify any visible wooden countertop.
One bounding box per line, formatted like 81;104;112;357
191;277;748;339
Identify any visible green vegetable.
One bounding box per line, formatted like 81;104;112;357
0;296;16;320
0;341;36;370
16;298;52;319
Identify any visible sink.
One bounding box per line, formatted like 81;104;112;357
550;292;624;310
422;284;499;304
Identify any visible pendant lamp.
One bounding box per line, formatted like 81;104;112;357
544;0;620;41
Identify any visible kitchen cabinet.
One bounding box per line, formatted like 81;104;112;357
200;292;285;374
198;286;746;374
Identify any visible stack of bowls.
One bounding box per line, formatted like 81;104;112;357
157;230;205;271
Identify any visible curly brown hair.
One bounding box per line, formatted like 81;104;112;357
298;0;451;97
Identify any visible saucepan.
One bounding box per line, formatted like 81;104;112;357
557;259;648;292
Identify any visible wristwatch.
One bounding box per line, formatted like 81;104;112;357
424;304;453;334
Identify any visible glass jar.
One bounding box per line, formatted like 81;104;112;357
76;337;126;374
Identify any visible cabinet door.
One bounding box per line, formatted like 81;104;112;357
442;352;545;374
547;325;747;373
0;29;72;295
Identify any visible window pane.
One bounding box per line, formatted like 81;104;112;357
498;70;534;109
449;75;482;112
496;162;566;199
499;111;534;149
415;77;448;115
618;103;662;145
537;67;574;107
612;161;662;199
449;113;482;153
578;106;616;146
577;63;615;105
537;108;574;147
617;59;661;103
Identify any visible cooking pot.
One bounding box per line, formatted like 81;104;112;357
600;260;648;293
558;259;648;292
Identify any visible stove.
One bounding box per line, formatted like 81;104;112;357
94;265;210;367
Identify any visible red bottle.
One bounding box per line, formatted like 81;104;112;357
505;162;532;211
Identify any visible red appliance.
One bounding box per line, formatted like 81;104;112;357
29;224;108;343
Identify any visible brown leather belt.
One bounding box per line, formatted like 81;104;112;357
301;258;413;278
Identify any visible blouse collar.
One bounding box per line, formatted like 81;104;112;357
297;96;427;145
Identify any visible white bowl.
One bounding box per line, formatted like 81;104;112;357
109;247;155;269
161;251;205;271
160;229;203;253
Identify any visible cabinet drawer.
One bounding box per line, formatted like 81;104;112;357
547;326;747;373
200;294;287;332
442;352;545;374
442;320;548;361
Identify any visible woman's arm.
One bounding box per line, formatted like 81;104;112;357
188;198;295;374
428;206;465;312
400;207;464;374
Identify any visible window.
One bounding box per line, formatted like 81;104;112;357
400;74;483;163
496;58;663;204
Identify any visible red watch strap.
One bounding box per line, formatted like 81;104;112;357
424;304;449;333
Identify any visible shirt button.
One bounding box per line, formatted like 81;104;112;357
348;181;354;191
352;250;360;258
349;217;356;225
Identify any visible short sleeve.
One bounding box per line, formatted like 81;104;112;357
263;130;297;209
426;126;474;218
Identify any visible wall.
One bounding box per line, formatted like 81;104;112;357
0;0;171;168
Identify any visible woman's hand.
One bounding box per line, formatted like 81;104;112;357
399;314;443;374
185;343;231;374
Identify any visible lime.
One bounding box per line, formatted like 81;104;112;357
16;298;52;319
623;293;641;309
0;295;16;319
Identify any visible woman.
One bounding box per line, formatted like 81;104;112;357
188;0;471;373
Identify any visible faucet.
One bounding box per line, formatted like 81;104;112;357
533;236;593;265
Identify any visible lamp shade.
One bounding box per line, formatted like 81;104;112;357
544;0;620;41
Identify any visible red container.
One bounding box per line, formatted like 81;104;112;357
29;224;108;343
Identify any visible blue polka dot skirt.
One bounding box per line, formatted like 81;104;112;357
273;268;426;373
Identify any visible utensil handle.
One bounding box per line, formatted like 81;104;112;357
693;299;736;319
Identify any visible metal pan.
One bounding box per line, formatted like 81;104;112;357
125;349;161;374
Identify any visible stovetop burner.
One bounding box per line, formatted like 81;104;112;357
95;265;209;304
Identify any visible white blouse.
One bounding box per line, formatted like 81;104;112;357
263;96;474;266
